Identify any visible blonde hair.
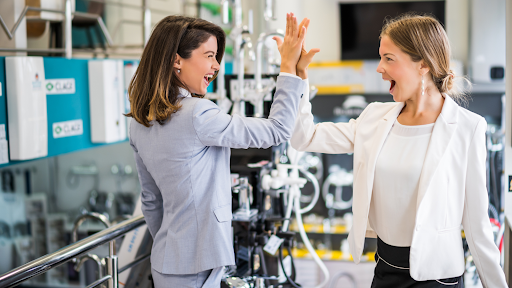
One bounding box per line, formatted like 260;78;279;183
380;13;469;103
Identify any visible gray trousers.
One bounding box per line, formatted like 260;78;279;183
151;267;224;288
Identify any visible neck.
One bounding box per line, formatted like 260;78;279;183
402;85;444;118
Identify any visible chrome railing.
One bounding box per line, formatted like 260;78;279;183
0;214;148;288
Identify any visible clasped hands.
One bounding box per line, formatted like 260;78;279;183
273;13;320;80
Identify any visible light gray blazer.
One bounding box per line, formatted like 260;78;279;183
129;76;306;274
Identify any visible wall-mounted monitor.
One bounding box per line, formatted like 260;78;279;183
340;1;446;60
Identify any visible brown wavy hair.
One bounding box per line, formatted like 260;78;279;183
126;15;226;127
380;13;469;102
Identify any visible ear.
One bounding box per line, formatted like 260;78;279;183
419;60;430;76
173;54;182;69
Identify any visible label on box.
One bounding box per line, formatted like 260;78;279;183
45;78;76;94
264;235;284;255
53;119;83;138
0;139;8;164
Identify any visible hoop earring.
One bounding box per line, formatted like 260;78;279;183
421;74;425;96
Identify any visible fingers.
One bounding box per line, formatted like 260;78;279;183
306;48;321;59
292;15;298;38
298;26;306;44
273;36;283;48
285;13;290;37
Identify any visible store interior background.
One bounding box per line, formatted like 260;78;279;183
0;0;510;287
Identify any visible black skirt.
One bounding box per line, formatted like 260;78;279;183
371;237;463;288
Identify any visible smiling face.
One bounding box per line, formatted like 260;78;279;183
376;35;425;102
174;35;220;95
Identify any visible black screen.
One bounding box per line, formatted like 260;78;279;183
340;1;445;60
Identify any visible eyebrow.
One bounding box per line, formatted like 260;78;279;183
204;51;216;55
383;53;395;57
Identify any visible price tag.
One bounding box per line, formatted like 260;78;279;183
263;235;284;255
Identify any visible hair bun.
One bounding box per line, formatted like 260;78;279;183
441;70;454;93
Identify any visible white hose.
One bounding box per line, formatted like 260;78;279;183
294;195;330;288
298;168;320;214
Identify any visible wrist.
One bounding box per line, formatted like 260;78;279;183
280;63;297;75
297;68;308;80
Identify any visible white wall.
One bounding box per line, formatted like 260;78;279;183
267;0;469;65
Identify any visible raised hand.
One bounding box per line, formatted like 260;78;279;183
296;18;320;79
273;13;306;75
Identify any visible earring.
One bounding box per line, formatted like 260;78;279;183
421;74;425;96
177;69;181;73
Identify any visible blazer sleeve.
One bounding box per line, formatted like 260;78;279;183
192;75;305;149
129;139;163;239
461;117;507;288
290;78;371;154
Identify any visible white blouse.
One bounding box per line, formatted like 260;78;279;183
368;120;434;247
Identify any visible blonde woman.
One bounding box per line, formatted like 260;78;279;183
291;14;506;287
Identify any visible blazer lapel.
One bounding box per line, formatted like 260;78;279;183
366;102;405;199
416;95;459;207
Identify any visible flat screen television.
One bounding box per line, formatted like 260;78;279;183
340;1;446;60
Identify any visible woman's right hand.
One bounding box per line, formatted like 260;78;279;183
273;13;306;75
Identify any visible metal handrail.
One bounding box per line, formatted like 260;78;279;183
0;214;146;288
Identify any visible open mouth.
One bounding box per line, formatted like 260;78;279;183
389;80;396;94
204;74;213;86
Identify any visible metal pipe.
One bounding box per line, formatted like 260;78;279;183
143;0;151;46
252;30;283;117
64;0;72;58
96;17;114;46
72;213;111;263
255;30;284;91
217;58;226;100
118;252;151;274
221;0;230;24
106;256;118;288
86;275;112;288
0;215;145;288
74;253;103;278
0;48;65;53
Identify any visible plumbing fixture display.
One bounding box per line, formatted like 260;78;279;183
322;166;354;211
5;56;48;160
88;60;127;143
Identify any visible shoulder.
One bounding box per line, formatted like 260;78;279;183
190;98;219;116
456;106;486;136
358;101;401;121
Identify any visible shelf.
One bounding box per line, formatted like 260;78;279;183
289;248;376;263
289;223;349;235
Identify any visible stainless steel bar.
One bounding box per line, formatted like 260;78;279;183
0;215;145;288
106;256;118;288
86;275;112;288
10;6;29;39
0;6;65;40
26;7;65;14
0;14;13;39
0;48;65;53
96;17;114;46
73;11;100;19
65;0;72;58
118;253;151;274
142;0;151;46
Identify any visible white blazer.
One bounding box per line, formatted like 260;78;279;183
290;80;507;287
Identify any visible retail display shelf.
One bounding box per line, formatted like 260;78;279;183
289;223;349;235
289;248;376;263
